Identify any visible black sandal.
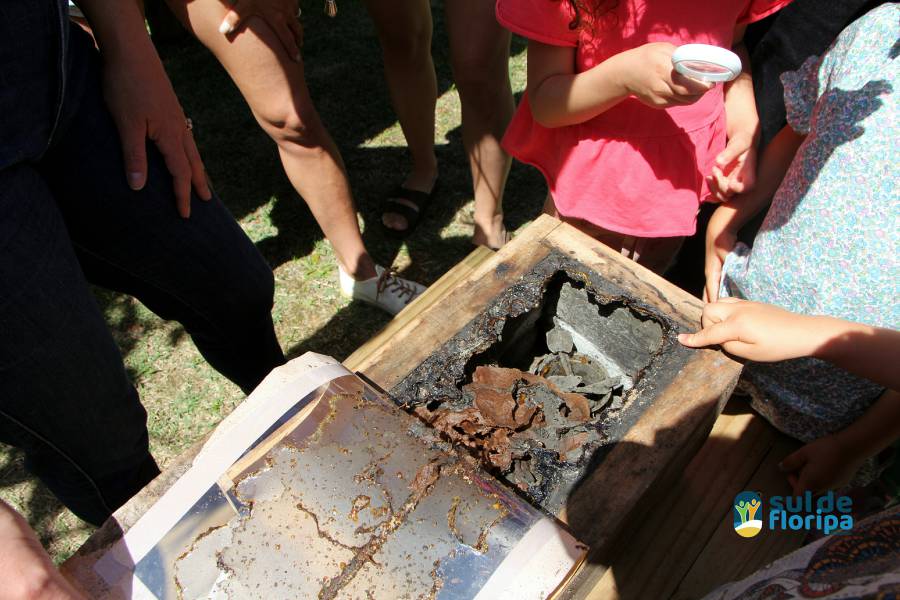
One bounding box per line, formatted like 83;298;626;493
381;185;435;238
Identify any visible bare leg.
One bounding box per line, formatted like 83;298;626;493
445;0;514;249
166;1;377;280
363;0;439;231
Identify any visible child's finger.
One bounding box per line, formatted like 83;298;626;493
677;320;735;349
727;175;747;195
671;71;714;96
289;15;303;48
273;17;300;62
710;166;732;200
779;448;808;473
716;142;744;170
700;300;739;326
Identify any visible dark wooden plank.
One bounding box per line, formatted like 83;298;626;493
672;434;805;599
574;403;777;599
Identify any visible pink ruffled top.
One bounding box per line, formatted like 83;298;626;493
497;0;791;237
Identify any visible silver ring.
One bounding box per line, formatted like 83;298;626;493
186;118;193;131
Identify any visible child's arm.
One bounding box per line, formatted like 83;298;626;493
704;124;806;301
679;299;900;494
526;41;713;128
678;299;900;388
779;390;900;494
707;25;760;202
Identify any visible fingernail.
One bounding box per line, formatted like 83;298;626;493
128;172;144;190
295;52;301;62
218;19;233;35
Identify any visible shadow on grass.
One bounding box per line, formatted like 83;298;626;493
0;1;540;550
0;448;73;549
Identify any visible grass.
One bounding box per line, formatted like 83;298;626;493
0;1;542;563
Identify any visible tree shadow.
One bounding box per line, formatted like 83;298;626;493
152;0;540;274
0;447;78;550
2;4;537;545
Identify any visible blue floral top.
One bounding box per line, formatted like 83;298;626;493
721;4;900;443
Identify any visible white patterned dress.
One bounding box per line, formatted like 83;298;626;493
721;3;900;444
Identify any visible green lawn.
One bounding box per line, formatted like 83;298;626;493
0;1;542;562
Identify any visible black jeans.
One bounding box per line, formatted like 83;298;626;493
0;15;286;525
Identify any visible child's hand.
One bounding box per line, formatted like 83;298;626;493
779;436;865;495
678;299;823;361
707;133;758;202
703;205;739;302
618;43;714;109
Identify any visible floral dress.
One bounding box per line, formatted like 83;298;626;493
720;3;900;443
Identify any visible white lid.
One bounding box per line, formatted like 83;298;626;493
672;44;742;83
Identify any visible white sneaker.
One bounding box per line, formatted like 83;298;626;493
339;265;426;315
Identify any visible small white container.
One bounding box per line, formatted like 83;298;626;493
672;44;742;83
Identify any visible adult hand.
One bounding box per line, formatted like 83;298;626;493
707;132;757;203
218;0;303;61
618;43;714;109
0;500;87;600
101;38;212;218
703;204;738;302
779;436;864;495
678;298;825;362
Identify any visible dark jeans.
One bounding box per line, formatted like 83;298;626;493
0;22;286;525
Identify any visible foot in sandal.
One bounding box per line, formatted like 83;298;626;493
472;213;510;250
381;174;438;238
339;265;425;315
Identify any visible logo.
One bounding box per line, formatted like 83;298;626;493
733;491;763;537
732;491;854;538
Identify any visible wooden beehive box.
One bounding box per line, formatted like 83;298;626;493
63;215;741;598
345;215;742;595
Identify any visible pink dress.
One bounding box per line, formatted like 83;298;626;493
497;0;790;237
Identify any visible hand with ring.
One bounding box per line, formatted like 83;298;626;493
218;0;304;61
100;25;212;218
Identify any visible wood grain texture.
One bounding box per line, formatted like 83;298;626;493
347;215;561;387
345;245;495;371
672;434;805;599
